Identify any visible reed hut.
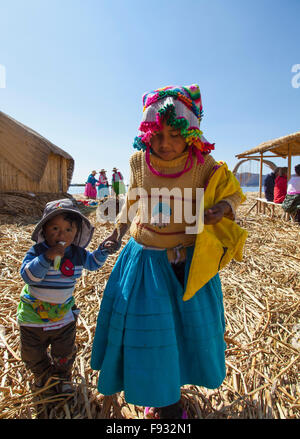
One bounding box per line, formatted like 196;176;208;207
0;111;74;193
236;131;300;197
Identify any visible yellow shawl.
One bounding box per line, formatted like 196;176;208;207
183;162;248;301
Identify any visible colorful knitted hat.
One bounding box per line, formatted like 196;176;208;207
133;84;214;154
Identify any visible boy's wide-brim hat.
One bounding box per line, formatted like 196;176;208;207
100;169;106;173
31;199;94;248
133;84;214;154
112;167;118;171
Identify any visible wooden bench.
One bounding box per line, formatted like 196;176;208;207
256;197;282;217
246;197;286;218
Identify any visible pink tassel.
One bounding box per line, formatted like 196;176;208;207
193;146;204;164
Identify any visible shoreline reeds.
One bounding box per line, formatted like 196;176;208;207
0;193;299;419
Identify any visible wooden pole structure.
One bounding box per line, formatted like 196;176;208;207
259;152;263;197
258;152;263;212
287;144;292;181
236;155;282;159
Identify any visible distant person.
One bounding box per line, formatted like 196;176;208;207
96;169;109;200
274;167;288;204
111;167;126;198
17;199;117;395
264;167;279;201
282;164;300;222
84;170;98;199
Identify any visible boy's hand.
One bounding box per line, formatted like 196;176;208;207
44;243;66;261
204;201;232;225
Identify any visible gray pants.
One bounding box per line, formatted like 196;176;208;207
20;321;77;383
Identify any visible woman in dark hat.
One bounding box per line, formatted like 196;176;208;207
84;170;98;199
111;167;126;198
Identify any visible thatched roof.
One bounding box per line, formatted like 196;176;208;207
0;111;74;184
236;131;300;159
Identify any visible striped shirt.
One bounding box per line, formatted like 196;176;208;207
18;242;108;329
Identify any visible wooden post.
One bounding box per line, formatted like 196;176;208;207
286;145;292;222
287;144;292;181
259;152;263;212
284;148;292;221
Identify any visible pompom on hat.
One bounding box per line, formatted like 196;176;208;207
133;84;214;155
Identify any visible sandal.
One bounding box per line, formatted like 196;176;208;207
144;406;159;419
144;404;188;419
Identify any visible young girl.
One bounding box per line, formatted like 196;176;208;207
17;198;116;394
91;84;247;418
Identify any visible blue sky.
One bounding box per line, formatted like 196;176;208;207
0;0;299;184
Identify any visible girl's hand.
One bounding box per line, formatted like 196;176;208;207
44;243;65;261
102;240;121;253
204;201;232;225
100;224;129;253
100;229;122;254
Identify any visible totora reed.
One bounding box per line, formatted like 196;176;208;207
0;193;299;419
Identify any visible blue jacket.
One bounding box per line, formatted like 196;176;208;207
87;174;98;187
20;242;108;303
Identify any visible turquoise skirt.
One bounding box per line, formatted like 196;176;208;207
97;184;109;199
91;238;226;407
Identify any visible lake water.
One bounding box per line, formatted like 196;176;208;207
241;186;259;193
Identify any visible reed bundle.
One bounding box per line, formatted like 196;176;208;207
0;192;74;220
0;193;299;419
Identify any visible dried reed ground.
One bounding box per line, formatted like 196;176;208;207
0;193;299;419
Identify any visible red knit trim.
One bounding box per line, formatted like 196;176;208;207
136;221;189;235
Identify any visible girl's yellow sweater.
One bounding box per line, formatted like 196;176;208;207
117;150;242;262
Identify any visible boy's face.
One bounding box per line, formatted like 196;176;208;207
43;214;78;247
151;121;187;161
